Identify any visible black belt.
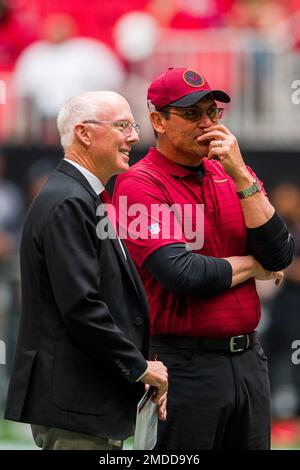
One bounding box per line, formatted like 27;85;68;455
151;332;255;353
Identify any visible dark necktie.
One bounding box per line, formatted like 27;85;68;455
99;189;112;205
99;189;114;226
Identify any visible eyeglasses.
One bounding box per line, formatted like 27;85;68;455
82;120;141;137
161;106;224;122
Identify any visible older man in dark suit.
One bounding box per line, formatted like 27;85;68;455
4;91;168;450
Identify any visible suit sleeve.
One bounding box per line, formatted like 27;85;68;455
43;197;147;383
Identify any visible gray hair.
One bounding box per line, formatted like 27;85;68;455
57;91;121;149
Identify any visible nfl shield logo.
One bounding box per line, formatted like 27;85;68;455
148;223;160;235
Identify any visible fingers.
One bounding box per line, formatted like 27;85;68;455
207;145;227;160
198;132;236;162
197;124;232;144
204;124;232;135
141;360;168;402
156;393;167;421
209;139;223;151
151;382;167;403
197;130;226;144
146;360;168;381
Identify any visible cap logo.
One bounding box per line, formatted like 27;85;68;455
183;70;204;87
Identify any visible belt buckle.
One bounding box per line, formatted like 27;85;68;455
230;335;249;353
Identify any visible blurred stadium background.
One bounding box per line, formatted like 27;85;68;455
1;0;300;450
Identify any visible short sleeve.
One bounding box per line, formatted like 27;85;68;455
113;174;187;267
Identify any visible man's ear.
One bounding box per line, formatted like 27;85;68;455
150;112;166;135
74;123;91;147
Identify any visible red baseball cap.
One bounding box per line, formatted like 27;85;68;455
147;67;230;111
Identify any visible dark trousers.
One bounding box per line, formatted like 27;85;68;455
150;337;271;450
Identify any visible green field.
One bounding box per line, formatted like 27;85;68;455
1;420;299;450
0;421;134;450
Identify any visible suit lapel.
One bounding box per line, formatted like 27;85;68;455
57;160;148;312
125;245;149;312
57;160;98;201
109;231;148;311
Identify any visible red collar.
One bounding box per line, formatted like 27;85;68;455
147;147;216;177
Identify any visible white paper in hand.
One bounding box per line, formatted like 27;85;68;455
133;387;158;450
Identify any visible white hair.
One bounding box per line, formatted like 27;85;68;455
57;91;123;149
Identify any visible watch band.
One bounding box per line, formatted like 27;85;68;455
237;178;262;199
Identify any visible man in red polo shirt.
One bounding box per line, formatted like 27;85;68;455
113;67;294;449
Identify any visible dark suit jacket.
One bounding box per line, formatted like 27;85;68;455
5;160;150;440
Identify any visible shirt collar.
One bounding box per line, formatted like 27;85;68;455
64;159;104;195
147;147;215;177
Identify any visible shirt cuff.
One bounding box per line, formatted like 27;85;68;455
135;367;148;382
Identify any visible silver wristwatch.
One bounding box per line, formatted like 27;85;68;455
237;178;262;199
